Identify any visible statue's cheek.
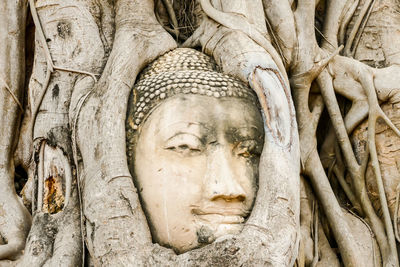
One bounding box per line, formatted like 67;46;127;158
136;156;206;251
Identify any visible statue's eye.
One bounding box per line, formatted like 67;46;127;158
238;150;252;158
235;140;261;159
166;144;202;155
164;134;203;155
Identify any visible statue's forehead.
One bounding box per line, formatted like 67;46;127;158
145;95;264;137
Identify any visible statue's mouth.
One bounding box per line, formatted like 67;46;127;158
194;214;245;224
191;206;248;224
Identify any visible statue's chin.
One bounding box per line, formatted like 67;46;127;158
208;223;243;243
161;223;244;254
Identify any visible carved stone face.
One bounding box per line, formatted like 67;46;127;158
133;94;264;253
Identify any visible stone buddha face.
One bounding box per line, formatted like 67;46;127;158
127;48;264;253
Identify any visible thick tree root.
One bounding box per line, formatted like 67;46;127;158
28;0;99;141
0;0;30;261
199;0;289;86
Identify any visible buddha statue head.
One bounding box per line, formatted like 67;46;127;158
126;48;264;253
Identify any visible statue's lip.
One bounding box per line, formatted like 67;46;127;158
193;213;245;224
191;207;249;220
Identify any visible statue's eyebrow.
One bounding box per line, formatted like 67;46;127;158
228;126;263;140
158;122;211;141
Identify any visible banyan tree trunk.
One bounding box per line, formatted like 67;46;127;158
2;0;400;266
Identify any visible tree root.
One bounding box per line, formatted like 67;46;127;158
291;46;342;88
199;0;289;86
327;57;400;264
292;46;362;267
0;76;23;111
291;2;366;263
317;67;398;266
360;71;400;265
0;244;23;261
395;183;400;242
28;0;99;141
262;0;296;68
0;0;31;261
350;0;375;57
344;0;375;57
311;201;319;267
6;0;399;265
161;0;179;39
339;0;359;46
333;164;361;212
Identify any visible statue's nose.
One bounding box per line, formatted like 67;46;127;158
203;146;246;202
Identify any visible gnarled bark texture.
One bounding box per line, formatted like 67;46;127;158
0;0;400;266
